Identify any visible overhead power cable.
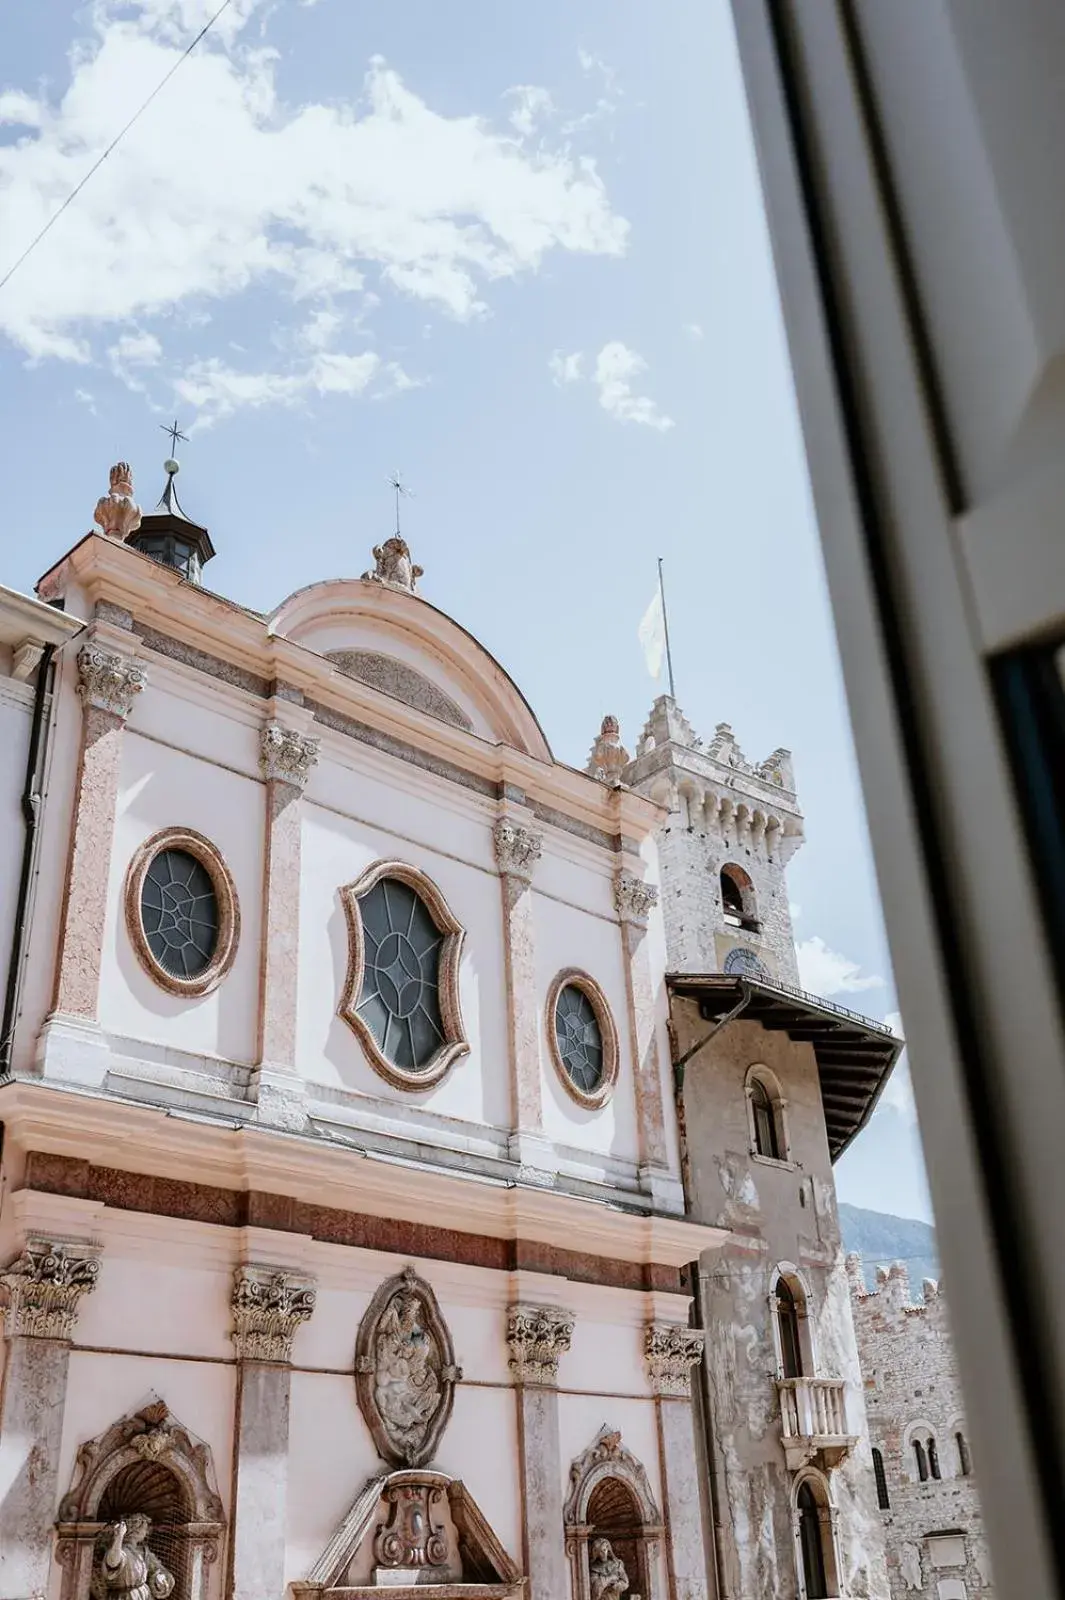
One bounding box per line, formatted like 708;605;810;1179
0;0;235;295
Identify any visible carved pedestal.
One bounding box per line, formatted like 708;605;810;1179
508;1304;574;1600
0;1239;100;1600
228;1265;316;1600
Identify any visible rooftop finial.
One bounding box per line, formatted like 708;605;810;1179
586;715;630;786
161;417;188;467
387;469;412;536
363;472;423;593
93;462;142;542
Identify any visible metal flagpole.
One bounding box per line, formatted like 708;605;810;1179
658;556;677;699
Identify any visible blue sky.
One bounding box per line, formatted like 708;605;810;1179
1;0;930;1221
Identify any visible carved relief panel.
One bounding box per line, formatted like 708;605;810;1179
355;1267;461;1467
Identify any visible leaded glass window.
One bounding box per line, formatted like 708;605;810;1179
355;877;445;1072
141;848;219;978
554;984;604;1095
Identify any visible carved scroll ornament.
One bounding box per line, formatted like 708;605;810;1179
355;1267;461;1467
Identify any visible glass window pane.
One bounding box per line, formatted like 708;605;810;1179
555;983;605;1094
141;848;218;978
356;876;445;1071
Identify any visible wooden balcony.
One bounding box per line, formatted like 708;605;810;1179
776;1377;858;1471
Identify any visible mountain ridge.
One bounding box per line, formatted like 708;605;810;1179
838;1201;939;1292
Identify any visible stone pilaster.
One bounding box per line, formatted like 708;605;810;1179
493;817;548;1170
42;638;145;1084
508;1302;573;1600
253;718;319;1128
614;870;678;1206
646;1323;710;1600
228;1264;316;1600
0;1239;100;1600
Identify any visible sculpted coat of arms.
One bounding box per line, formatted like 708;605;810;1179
355;1267;461;1467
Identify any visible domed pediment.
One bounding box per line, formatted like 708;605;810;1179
268;579;551;759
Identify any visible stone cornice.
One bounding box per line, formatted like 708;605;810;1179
0;1082;731;1270
35;534;665;851
231;1263;316;1361
0;1236;101;1338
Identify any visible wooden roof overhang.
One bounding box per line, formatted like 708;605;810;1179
667;973;903;1161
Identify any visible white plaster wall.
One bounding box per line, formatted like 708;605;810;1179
100;715;264;1064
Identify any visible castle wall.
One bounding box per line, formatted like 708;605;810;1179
849;1260;993;1600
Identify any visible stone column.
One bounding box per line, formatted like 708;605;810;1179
42;639;146;1083
508;1303;574;1600
646;1323;709;1600
252;718;319;1129
0;1238;101;1600
228;1264;316;1600
493;818;549;1171
614;871;680;1209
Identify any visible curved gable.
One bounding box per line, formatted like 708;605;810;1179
268;578;552;759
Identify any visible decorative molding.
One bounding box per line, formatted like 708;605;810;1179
260;721;320;789
338;859;469;1092
354;1266;461;1468
545;968;620;1111
362;534;423;593
506;1302;574;1386
564;1426;663;1600
124;826;241;999
326;649;473;732
373;1478;452;1577
76;645;147;719
93;461;142;542
644;1322;704;1397
613;870;659;926
231;1264;316;1362
492;818;543;883
0;1237;100;1339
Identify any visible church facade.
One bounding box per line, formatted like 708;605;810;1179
0;459;897;1600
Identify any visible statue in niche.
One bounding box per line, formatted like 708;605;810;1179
90;1516;174;1600
355;1266;460;1467
589;1537;629;1600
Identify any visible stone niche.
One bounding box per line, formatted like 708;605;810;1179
294;1469;522;1598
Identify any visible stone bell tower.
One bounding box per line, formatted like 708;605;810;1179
588;697;805;983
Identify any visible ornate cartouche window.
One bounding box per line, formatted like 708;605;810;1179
339;861;469;1090
546;970;619;1109
125;828;239;997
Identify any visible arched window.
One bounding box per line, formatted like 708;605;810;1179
928;1436;941;1480
956;1431;972;1477
912;1438;929;1482
747;1067;788;1161
720;863;759;930
797;1481;830;1599
872;1447;890;1510
775;1277;805;1379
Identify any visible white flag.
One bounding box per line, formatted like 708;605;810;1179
638;587;666;679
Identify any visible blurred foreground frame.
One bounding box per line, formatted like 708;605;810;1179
727;5;1065;1600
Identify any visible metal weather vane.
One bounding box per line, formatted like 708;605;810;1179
161;418;189;459
387;471;413;537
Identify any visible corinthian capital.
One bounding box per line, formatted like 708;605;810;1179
645;1322;704;1396
493;818;543;883
507;1302;574;1386
77;645;147;719
260;722;320;789
614;869;659;926
231;1264;316;1362
0;1238;101;1339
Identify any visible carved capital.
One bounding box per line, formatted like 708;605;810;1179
493;818;543;883
0;1238;101;1339
260;721;320;789
644;1322;704;1397
77;645;147;719
507;1302;574;1386
613;869;659;926
231;1264;316;1362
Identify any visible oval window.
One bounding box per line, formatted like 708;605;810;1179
141;848;219;978
355;876;446;1073
554;984;604;1095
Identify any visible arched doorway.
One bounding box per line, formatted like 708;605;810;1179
792;1474;839;1600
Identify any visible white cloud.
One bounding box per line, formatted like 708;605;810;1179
0;3;628;384
108;329;163;393
0;91;44;128
506;85;555;139
549;349;583;385
593;341;673;431
74;387;98;413
789;902;802;922
684;321;704;341
172;348;418;428
795;935;884;998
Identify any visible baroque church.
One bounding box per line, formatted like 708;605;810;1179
0;457;899;1600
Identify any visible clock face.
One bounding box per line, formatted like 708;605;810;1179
723;946;769;981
